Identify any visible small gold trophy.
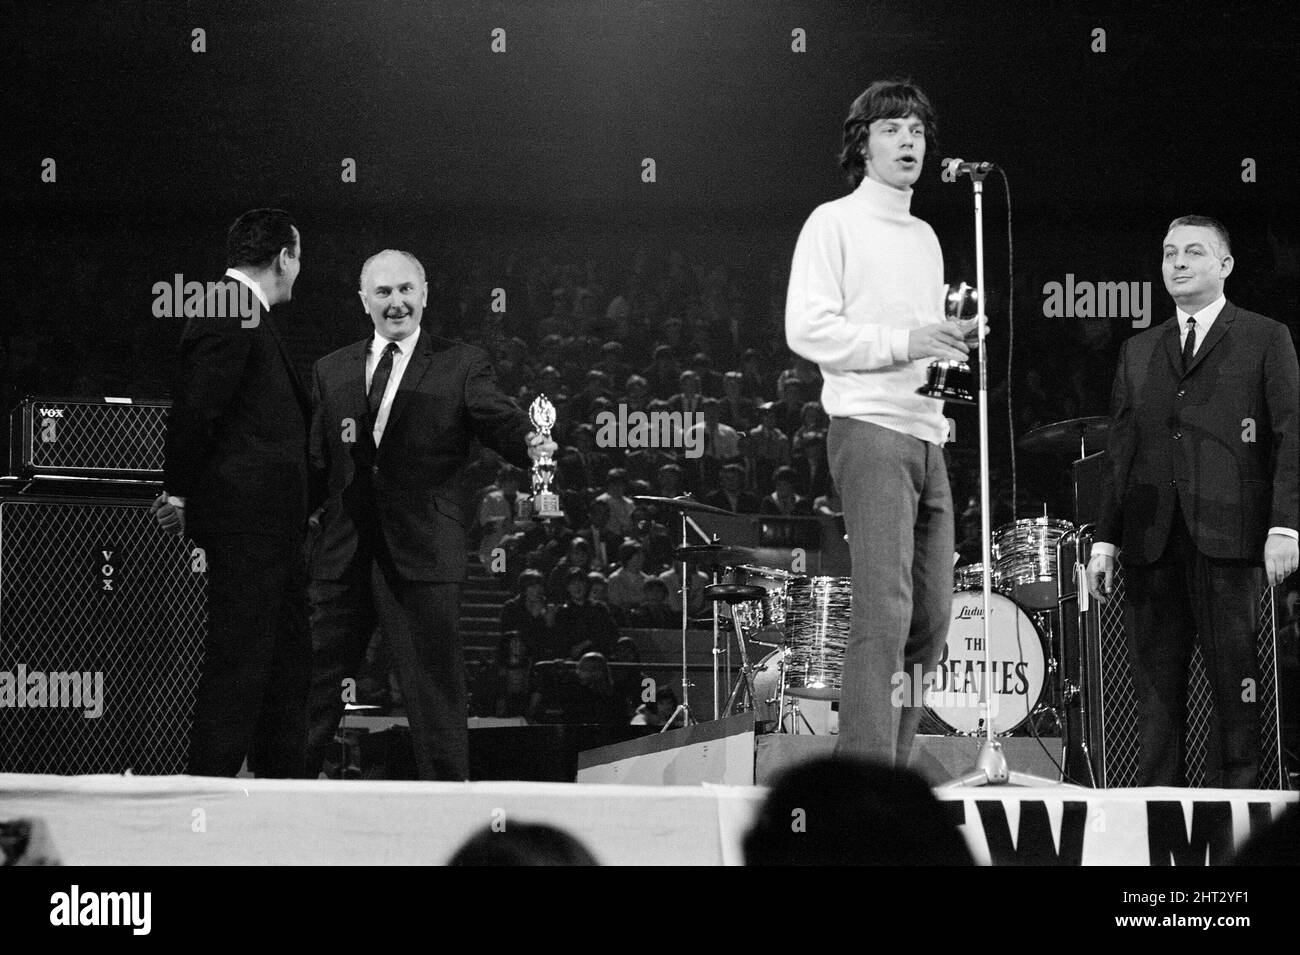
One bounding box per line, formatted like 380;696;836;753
528;394;564;519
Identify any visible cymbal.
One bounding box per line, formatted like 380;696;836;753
1018;416;1111;457
632;494;735;517
674;543;723;559
673;543;761;566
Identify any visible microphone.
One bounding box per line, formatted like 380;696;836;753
941;158;997;178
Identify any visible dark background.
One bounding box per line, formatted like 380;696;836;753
2;0;1298;512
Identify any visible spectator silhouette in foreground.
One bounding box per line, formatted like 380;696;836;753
743;756;973;866
448;822;598;866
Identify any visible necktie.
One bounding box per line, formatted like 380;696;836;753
1181;316;1196;371
368;341;399;417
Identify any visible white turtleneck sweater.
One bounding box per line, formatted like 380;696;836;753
785;175;948;445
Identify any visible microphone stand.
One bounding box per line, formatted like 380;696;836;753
942;162;1059;788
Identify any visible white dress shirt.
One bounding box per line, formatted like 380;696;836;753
225;267;271;313
1176;294;1226;357
367;326;421;446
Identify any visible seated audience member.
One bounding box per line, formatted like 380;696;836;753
647;462;687;517
685;397;741;488
737;347;767;400
594;468;636;537
546;536;594;602
499;569;561;660
657;560;709;617
719;370;756;432
491;631;533;718
575;498;613;571
686;351;722;395
629;578;679;628
631;685;685;730
621;373;652;415
448;822;598;866
606;541;652;616
746;403;791;494
553;568;619;658
667;369;705;418
704;462;763;514
563;652;627;723
642;345;681;400
609;635;646;716
761;465;813;516
595;341;630;388
792;400;831;500
476;465;530;574
773;376;806;439
743;757;974;866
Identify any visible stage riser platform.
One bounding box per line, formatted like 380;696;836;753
1;775;1293;865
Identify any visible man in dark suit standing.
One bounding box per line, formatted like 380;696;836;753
1088;216;1299;788
306;249;554;781
154;208;312;778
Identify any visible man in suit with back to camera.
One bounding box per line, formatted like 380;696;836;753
305;249;555;781
154;208;313;778
1087;215;1299;788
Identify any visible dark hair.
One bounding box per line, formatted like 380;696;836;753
618;540;642;563
448;822;599;866
1166;215;1232;257
743;756;973;866
226;208;297;270
516;569;545;594
840;79;938;188
773;465;799;484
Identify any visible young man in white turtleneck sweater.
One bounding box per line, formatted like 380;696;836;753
785;80;977;769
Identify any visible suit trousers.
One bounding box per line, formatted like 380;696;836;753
188;532;311;778
828;418;954;767
307;552;467;781
1124;507;1263;788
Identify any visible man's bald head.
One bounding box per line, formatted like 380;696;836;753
358;249;428;342
359;249;425;290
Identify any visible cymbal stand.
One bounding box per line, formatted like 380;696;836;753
660;508;695;732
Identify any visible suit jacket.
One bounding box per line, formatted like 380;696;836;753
1097;302;1299;564
163;280;312;541
309;329;534;582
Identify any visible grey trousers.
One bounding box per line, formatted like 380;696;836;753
828;417;954;767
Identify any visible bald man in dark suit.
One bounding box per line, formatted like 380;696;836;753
305;249;554;781
1088;215;1299;788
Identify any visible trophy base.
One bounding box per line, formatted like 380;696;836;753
917;360;975;405
533;492;564;520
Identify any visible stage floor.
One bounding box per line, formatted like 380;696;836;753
1;773;1294;865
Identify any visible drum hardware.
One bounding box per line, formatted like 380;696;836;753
991;513;1074;611
704;583;767;718
752;648;836;735
1018;415;1112;460
630;497;736;731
